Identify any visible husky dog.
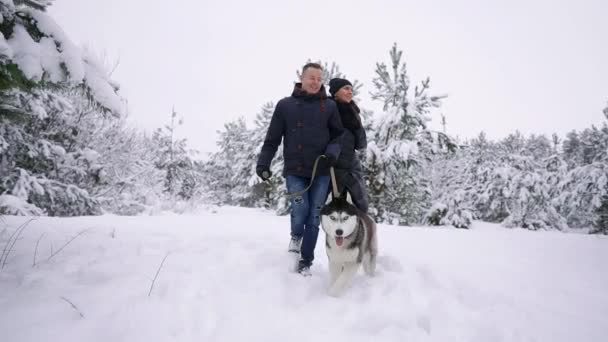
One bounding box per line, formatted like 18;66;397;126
320;195;378;296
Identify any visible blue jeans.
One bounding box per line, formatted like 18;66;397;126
285;174;330;266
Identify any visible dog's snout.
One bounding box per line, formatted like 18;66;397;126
335;229;343;236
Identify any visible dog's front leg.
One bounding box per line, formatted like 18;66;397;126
362;252;376;276
328;261;341;286
327;262;359;297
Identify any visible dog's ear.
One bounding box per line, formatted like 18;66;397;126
345;190;353;205
326;189;338;204
325;191;334;204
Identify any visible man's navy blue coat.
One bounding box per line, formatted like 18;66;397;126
257;84;344;178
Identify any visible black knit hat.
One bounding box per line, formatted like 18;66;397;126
329;78;353;97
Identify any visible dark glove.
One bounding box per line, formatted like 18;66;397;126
256;166;272;181
325;154;338;167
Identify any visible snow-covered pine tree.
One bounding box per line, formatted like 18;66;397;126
365;43;452;225
551;133;561;154
247;102;289;212
557;103;608;230
562;130;583;167
500;145;568;231
205;117;257;206
429;130;571;230
151;109;200;201
594;105;608;234
93;121;164;215
469;132;523;223
524;134;553;160
426;135;474;228
592;189;608;234
1;2;124;215
555;162;607;228
460;132;568;230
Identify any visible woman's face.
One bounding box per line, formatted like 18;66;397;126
335;85;353;103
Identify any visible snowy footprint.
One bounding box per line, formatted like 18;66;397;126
376;255;404;273
287;252;300;273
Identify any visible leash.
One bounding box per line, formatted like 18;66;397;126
329;166;340;199
285;155;341;199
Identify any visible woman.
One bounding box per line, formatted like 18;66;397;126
328;78;369;213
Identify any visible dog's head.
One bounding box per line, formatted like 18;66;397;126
320;195;360;247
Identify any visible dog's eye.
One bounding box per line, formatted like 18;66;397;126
342;215;349;221
330;215;337;221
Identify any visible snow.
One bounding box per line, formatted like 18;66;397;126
0;0;14;8
7;25;44;80
1;206;607;342
0;194;43;216
0;31;12;58
29;9;124;115
29;9;85;82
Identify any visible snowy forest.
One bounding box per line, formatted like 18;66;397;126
1;0;607;234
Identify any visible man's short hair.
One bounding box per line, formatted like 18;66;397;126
302;62;323;74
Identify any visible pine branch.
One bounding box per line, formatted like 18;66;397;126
14;0;54;11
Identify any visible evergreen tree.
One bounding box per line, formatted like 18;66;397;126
591;189;608;234
152;108;200;200
425;143;474;228
430;131;570;230
365;43;453;225
562;130;583;166
248;102;288;212
556;103;608;229
88;120;165;215
1;2;124;215
594;105;608;234
206;117;255;206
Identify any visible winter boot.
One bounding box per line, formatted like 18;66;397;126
297;259;312;277
288;236;302;254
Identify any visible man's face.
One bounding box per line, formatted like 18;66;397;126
300;67;323;94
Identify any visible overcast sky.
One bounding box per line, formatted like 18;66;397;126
50;0;608;154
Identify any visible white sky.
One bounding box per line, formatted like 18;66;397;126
50;0;608;154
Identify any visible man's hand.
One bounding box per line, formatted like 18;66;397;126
325;154;338;167
256;166;272;181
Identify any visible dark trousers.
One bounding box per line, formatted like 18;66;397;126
332;169;369;213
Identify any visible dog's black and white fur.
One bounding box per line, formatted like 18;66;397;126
320;194;378;297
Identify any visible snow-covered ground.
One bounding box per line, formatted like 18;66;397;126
1;206;607;342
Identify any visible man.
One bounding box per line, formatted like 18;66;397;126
256;63;344;276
